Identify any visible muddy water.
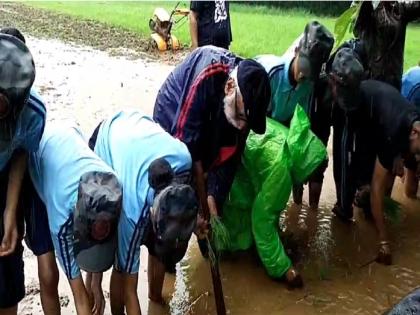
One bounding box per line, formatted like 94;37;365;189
182;169;420;315
20;36;420;315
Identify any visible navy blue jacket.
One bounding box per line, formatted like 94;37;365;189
153;46;245;209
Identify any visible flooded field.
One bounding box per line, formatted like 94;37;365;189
6;24;420;315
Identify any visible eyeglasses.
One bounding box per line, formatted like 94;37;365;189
234;89;248;123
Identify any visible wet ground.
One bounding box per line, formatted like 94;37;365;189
1;4;419;315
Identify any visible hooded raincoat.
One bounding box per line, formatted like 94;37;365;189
221;105;327;278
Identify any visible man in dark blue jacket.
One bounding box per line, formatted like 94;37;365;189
153;46;270;247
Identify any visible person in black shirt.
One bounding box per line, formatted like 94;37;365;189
189;0;232;49
296;38;367;212
330;48;420;265
353;1;420;90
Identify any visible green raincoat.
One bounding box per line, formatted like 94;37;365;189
221;105;327;278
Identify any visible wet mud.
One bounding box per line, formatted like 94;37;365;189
0;6;418;315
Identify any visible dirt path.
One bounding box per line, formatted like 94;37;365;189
0;4;419;315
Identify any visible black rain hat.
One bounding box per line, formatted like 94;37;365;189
331;47;364;88
330;47;365;111
152;184;198;242
0;34;35;115
74;171;123;273
297;21;334;80
148;158;198;245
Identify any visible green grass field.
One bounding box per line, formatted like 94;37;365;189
27;1;420;70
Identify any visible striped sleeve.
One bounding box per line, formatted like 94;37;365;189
54;217;81;280
174;63;229;161
116;204;150;274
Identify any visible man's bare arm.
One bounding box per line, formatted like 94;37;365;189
69;276;93;315
189;10;199;49
0;150;27;256
371;158;394;264
148;254;165;305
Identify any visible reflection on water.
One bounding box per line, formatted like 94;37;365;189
169;256;192;315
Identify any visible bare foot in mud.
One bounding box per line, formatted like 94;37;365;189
284;267;303;289
149;294;167;306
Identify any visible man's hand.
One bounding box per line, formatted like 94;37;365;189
194;214;209;240
376;241;392;265
193;161;210;217
69;276;94;315
0;150;27;257
91;286;105;315
0;209;17;256
148;254;165;307
90;273;105;315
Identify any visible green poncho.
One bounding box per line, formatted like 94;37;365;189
221;105;327;278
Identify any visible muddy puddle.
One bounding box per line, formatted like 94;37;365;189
13;35;420;315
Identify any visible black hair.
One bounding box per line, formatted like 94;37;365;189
148;158;174;192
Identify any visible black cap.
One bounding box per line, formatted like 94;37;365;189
0;34;35;113
298;21;334;80
237;59;271;134
74;171;122;273
331;47;364;88
0;27;26;43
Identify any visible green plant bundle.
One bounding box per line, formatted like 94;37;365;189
210;215;231;252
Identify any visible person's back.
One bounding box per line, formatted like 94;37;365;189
353;1;420;89
92;110;198;312
94;110;191;218
189;0;232;49
255;21;334;125
256;53;312;123
402;65;420;111
28;121;122;315
153;45;246;176
153;45;239;137
29;122;115;247
358;80;419;168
